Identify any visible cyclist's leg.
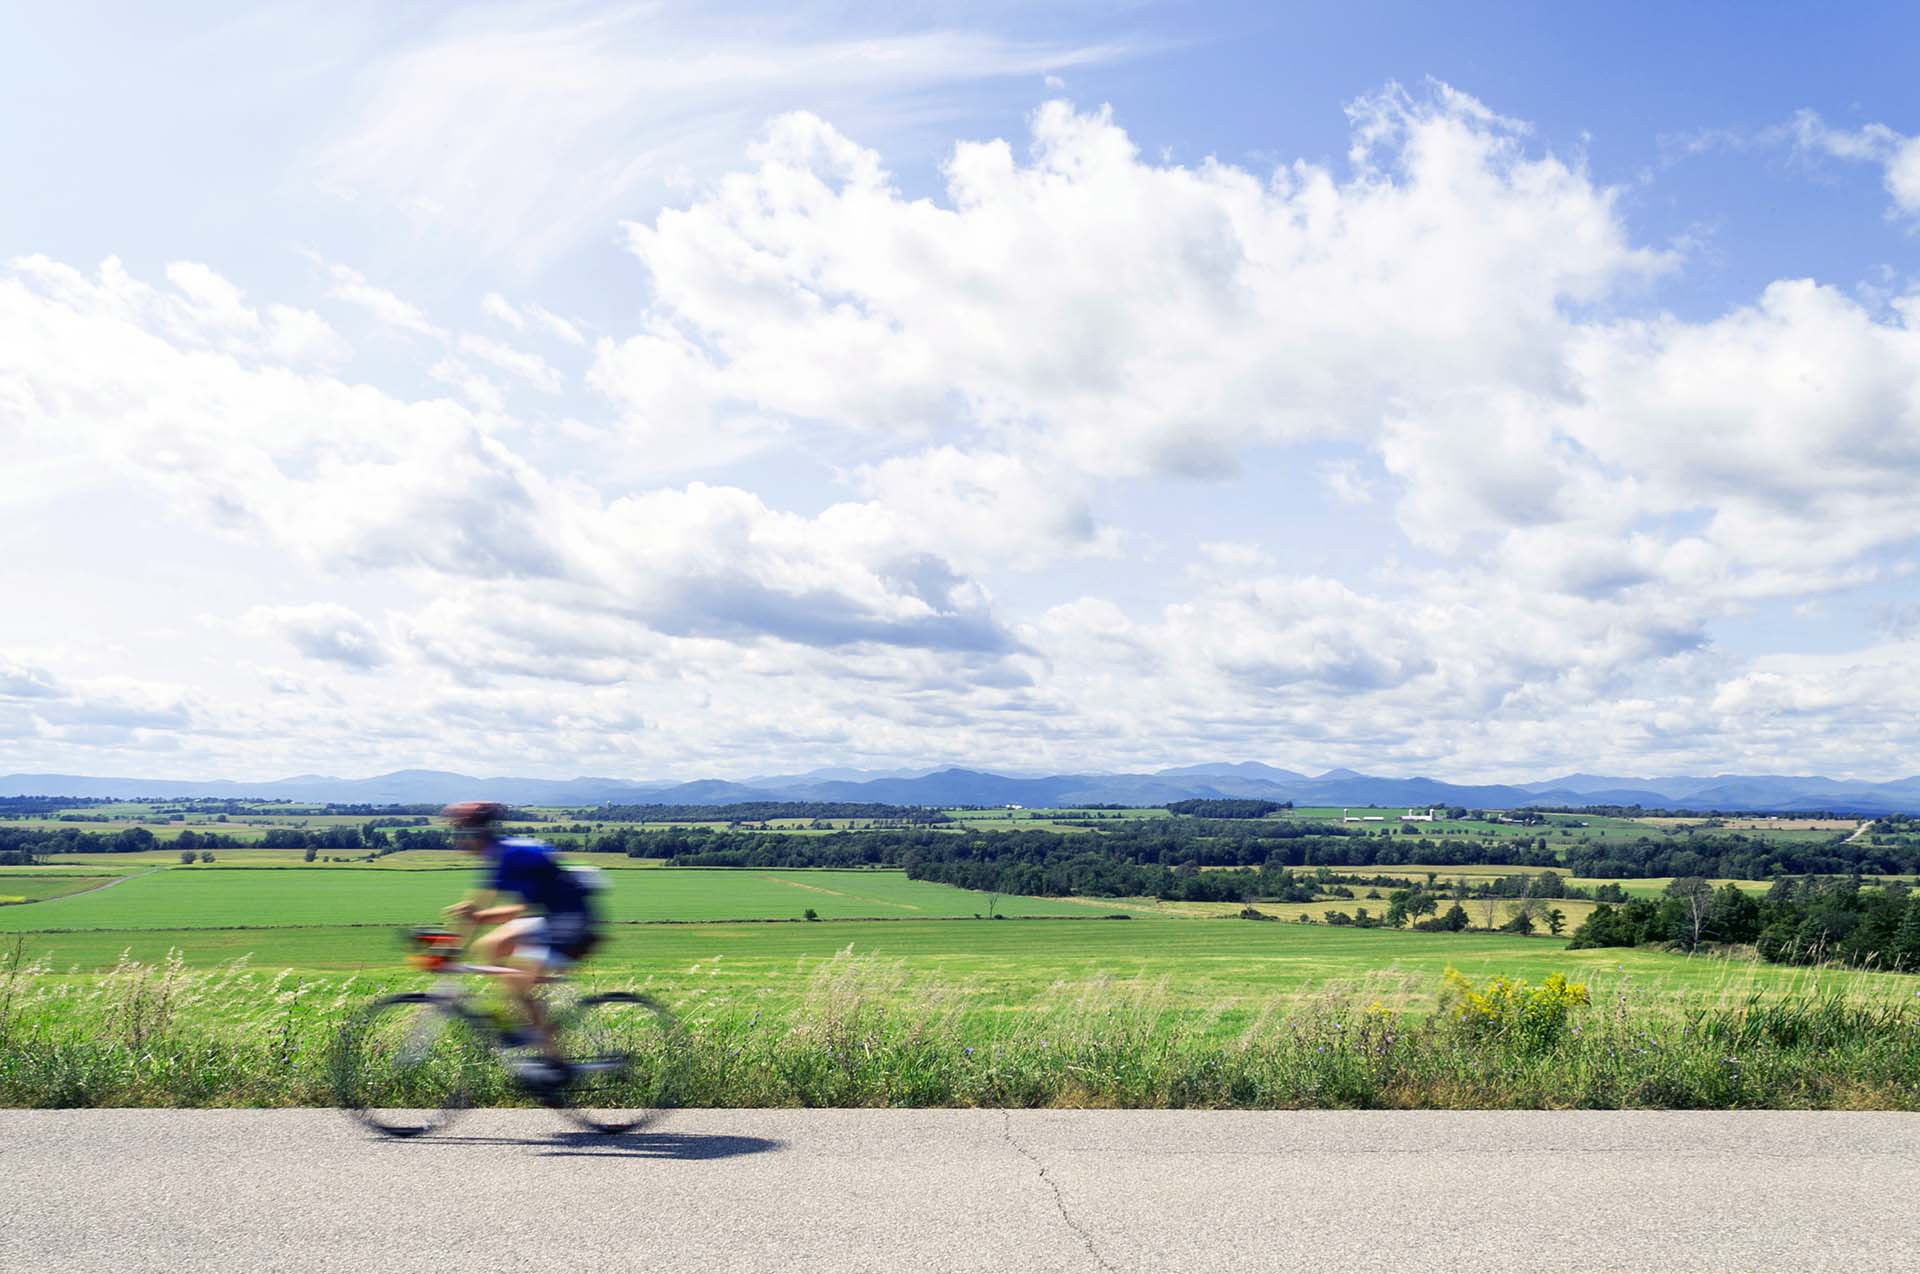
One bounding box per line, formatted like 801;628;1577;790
521;914;592;1056
475;918;563;1059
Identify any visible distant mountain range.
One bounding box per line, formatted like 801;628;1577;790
6;763;1920;813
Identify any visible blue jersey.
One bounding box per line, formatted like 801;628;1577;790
487;838;590;918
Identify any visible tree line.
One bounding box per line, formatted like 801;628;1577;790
0;823;459;861
1164;799;1292;818
590;801;950;824
1569;876;1920;970
1559;833;1913;880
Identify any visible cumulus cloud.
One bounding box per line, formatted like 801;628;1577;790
263;304;348;364
7;256;344;367
601;86;1661;480
1318;461;1375;506
457;332;563;392
1789;110;1920;217
249;604;392;670
607;90;1920;653
1;256;1017;661
853;447;1119;570
36;679;195;732
0;672;198;751
481;291;524;329
165;262;258;333
482;292;587;345
11;84;1920;781
324;262;441;337
0;656;63;700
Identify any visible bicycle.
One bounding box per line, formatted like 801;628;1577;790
331;929;682;1138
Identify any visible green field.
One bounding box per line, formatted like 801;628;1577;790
0;865;1121;933
0;859;1902;1015
1289;808;1860;848
11;909;1899;1015
9;800;1865;863
0;874;121;904
34;848;622;869
1316;863;1779;900
9;849;1920;1110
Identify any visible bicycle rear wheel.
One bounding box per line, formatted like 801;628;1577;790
332;992;487;1138
551;991;682;1134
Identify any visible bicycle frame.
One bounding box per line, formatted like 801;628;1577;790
412;962;572;1048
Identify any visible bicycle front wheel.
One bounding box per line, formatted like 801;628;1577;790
332;992;487;1138
552;991;683;1134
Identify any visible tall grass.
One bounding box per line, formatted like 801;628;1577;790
4;943;1920;1110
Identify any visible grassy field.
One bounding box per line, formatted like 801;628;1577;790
10;917;1920;1111
8;851;1920;1110
9;801;1865;859
9;912;1904;1013
0;875;121;904
0;866;1118;933
29;848;677;869
0;861;1896;1018
1290;808;1859;848
1316;864;1779;901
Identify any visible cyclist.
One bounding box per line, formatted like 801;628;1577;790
441;800;601;1085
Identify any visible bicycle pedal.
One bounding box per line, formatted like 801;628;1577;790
508;1057;572;1088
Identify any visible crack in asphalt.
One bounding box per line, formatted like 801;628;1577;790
1001;1111;1116;1274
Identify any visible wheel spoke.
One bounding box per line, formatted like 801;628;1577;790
551;992;683;1134
333;995;484;1138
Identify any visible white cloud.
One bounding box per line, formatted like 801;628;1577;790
10;82;1920;782
164;262;258;333
263;304;348;364
1788;110;1920;217
26;676;196;736
457;331;563;392
2;257;1017;660
0;656;63;700
853;447;1119;570
312;10;1128;270
324;262;441;336
481;291;524;329
1198;542;1274;572
428;358;507;413
1319;460;1374;506
525;303;587;346
481;291;589;345
602;87;1661;480
609;92;1920;644
248;604;392;671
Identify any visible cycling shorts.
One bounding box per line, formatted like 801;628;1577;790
517;912;596;967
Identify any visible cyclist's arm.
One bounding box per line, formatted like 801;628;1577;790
445;889;526;925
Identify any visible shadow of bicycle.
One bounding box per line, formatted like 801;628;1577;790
400;1129;785;1161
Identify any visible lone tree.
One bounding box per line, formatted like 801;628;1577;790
1477;894;1502;932
1666;877;1714;951
1386;889;1438;929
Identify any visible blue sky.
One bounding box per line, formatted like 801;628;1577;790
2;2;1918;782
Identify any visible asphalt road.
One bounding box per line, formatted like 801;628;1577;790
4;1109;1917;1273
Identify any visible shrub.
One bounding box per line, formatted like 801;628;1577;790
1440;968;1590;1053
